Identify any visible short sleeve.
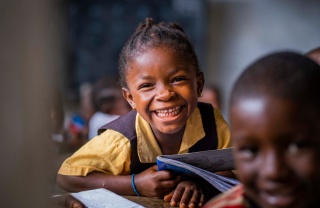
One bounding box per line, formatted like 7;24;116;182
58;129;131;176
214;108;231;149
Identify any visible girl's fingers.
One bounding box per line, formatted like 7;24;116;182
170;186;184;207
181;189;204;208
159;175;181;189
198;193;205;207
186;190;204;208
179;188;192;208
164;191;174;202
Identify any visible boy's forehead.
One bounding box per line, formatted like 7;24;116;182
230;96;299;127
232;98;266;115
230;96;320;141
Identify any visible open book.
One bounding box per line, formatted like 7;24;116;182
156;148;240;193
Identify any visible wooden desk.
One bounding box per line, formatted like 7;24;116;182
124;196;174;208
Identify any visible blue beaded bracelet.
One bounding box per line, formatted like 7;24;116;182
131;174;140;196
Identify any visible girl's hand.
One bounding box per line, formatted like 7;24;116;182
164;180;205;208
134;165;182;198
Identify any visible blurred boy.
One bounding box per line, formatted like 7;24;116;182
88;77;130;139
204;51;320;208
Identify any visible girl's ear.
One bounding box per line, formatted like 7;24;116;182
196;72;205;97
122;87;136;110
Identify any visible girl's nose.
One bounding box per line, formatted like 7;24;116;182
155;86;175;101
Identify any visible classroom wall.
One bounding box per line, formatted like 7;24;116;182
205;0;320;120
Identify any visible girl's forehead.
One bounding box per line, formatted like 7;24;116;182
127;47;192;70
133;45;180;58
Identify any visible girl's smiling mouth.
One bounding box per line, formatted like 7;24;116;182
154;106;182;118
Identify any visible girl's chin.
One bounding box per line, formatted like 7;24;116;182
156;124;185;134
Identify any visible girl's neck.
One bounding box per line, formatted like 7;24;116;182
151;125;186;155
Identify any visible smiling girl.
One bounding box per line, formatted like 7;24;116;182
57;18;232;208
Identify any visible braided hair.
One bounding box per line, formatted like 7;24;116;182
119;17;201;88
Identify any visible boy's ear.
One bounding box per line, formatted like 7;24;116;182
122;87;136;110
196;72;205;97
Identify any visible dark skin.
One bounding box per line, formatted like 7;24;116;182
154;124;185;155
230;96;320;208
57;46;234;208
57;169;181;197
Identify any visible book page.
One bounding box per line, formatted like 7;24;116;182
71;188;145;208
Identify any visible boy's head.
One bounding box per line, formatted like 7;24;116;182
91;77;130;115
118;18;204;136
229;51;320;208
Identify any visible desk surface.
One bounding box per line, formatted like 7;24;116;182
124;196;174;208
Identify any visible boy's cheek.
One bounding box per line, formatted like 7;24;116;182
289;153;320;179
234;160;256;183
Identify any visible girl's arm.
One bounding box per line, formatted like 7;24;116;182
56;165;182;197
56;172;135;195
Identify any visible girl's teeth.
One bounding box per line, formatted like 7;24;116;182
156;107;181;117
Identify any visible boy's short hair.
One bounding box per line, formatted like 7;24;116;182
230;51;320;119
91;77;121;112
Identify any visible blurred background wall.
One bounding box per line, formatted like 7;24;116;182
206;0;320;118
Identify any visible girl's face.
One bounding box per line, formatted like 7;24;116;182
123;46;203;135
230;96;320;208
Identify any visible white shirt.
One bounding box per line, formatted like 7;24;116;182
88;111;119;139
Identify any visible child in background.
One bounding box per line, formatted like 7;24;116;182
88;77;130;139
198;84;221;110
203;51;320;208
57;18;233;208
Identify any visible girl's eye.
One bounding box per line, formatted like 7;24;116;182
138;83;153;90
171;77;187;83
